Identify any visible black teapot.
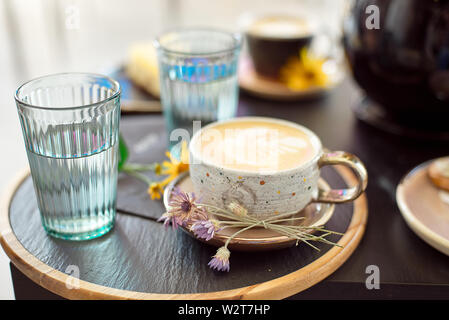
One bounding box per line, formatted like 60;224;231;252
344;0;449;132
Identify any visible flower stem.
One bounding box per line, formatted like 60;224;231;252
224;222;262;248
121;166;153;186
122;163;158;172
198;204;256;223
266;217;306;224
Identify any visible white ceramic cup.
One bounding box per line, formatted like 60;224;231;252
189;117;367;218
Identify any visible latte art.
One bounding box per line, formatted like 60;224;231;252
193;120;318;172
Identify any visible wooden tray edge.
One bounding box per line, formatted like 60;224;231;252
0;166;367;300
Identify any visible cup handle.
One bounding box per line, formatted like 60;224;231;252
314;151;368;203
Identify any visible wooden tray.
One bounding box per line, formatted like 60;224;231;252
0;166;367;300
0;113;367;299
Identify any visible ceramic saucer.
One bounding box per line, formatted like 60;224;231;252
163;172;335;251
238;56;344;101
397;158;449;256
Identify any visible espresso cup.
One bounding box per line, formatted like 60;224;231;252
245;15;316;78
189;117;367;219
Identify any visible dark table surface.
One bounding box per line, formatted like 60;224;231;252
236;79;449;290
6;78;449;299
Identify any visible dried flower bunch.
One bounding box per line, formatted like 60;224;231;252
159;188;343;272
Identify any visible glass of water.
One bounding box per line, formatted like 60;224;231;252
154;28;242;148
15;73;121;241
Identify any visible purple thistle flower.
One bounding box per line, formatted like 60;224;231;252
168;188;203;221
159;188;209;229
191;219;221;241
157;212;184;230
208;246;230;272
169;187;195;208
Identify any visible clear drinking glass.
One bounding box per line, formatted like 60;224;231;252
154;28;242;148
15;73;121;241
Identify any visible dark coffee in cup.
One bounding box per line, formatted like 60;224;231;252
246;16;314;78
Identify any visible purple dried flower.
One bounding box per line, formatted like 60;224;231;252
208;246;230;272
168;188;196;215
191;219;221;241
157;212;185;229
161;188;207;226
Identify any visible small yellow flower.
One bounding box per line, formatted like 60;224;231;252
146;142;190;202
148;182;163;200
147;174;177;200
161;141;189;177
280;48;329;91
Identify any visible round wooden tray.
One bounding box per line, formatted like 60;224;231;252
0;164;367;300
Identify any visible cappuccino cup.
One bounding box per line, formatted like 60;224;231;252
189;117;367;218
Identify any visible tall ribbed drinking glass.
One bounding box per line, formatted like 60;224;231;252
15;73;121;240
154;28;241;148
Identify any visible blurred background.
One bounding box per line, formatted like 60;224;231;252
0;0;346;299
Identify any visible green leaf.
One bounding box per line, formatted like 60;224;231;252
118;134;129;170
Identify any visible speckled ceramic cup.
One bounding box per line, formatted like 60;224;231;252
189;117;367;218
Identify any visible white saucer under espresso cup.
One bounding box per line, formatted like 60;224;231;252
189;117;368;218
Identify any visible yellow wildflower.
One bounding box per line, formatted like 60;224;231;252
147;141;190;201
148;182;163;200
280;48;329;91
147;174;177;200
154;163;162;175
161;141;189;176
